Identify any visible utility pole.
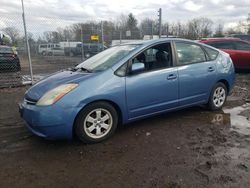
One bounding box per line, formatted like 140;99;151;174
119;30;122;44
151;22;153;39
101;21;104;51
158;8;162;38
21;0;33;84
80;26;84;61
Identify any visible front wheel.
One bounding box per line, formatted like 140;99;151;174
75;102;118;143
208;82;227;111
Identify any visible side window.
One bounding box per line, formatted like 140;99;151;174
234;41;250;51
208;42;234;50
203;46;219;60
115;62;128;77
130;42;172;74
175;42;206;65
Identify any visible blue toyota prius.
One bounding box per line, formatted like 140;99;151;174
19;38;235;143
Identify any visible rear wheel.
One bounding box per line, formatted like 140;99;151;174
75;102;118;143
208;82;227;111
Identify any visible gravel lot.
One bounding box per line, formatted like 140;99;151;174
0;73;249;188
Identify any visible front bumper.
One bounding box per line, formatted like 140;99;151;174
19;101;80;140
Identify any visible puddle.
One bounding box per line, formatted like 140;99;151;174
223;104;250;136
210;113;230;126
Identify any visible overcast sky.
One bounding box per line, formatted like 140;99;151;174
0;0;249;35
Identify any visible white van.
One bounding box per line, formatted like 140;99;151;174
38;43;60;56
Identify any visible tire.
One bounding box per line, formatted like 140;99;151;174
208;82;227;111
75;102;118;144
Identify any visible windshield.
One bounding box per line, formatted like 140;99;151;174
76;44;139;72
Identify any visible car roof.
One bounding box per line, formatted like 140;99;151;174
199;37;246;42
116;38;200;46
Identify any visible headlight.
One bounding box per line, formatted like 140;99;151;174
37;83;78;106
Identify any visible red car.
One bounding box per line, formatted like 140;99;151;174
199;38;250;72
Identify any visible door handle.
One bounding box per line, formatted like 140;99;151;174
208;66;215;72
167;74;177;80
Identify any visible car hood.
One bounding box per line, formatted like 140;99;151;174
25;70;93;101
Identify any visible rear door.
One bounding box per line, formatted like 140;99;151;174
174;41;217;106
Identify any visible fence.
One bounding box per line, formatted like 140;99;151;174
0;2;164;88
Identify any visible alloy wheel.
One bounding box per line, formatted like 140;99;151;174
213;86;226;108
83;108;113;139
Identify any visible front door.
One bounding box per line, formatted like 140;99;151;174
125;42;179;119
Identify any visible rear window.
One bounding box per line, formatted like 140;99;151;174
0;47;13;53
203;46;219;60
234;41;250;51
233;35;250;41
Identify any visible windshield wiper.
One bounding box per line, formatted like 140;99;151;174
71;67;92;73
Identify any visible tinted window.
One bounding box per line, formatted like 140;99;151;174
207;41;234;49
175;42;206;65
234;41;250;51
203;46;219;60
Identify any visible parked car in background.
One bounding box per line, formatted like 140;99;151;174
38;43;60;56
19;38;235;143
0;45;21;72
229;34;250;42
64;43;107;58
199;38;250;71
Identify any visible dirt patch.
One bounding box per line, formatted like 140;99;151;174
0;73;249;188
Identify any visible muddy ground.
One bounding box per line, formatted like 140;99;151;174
0;74;249;188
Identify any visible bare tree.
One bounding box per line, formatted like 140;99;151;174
3;27;20;45
214;23;224;37
140;18;157;36
247;13;250;34
187;18;213;39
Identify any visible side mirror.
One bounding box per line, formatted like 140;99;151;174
131;63;145;73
